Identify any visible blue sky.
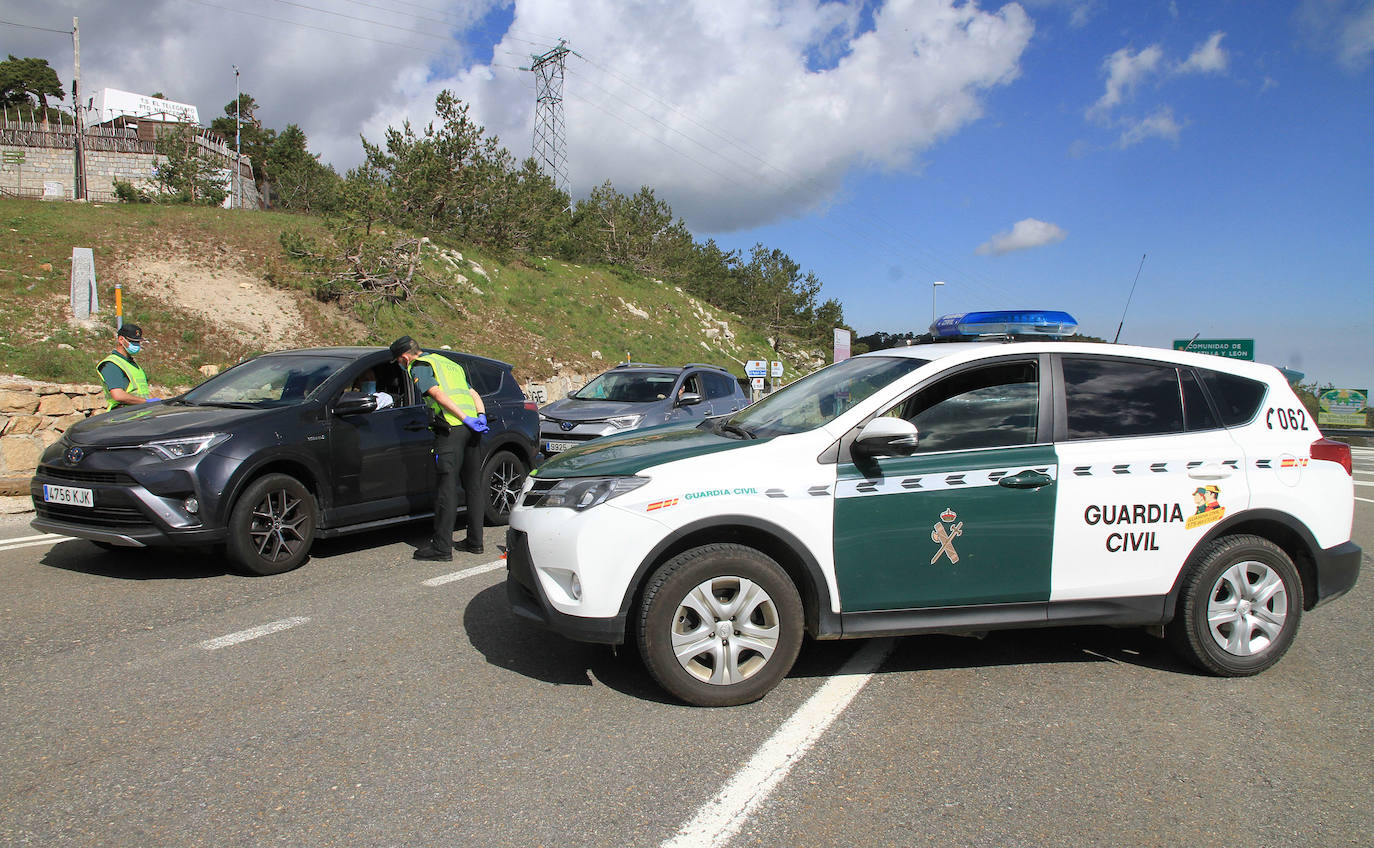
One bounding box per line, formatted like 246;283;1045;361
8;1;1372;387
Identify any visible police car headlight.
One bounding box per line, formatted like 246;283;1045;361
140;433;230;460
605;414;643;430
537;476;648;511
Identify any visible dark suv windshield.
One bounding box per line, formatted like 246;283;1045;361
574;371;679;403
729;355;928;438
184;355;347;407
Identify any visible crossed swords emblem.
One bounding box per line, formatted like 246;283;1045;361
931;518;963;565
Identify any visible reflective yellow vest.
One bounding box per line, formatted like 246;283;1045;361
97;353;150;411
409;353;477;426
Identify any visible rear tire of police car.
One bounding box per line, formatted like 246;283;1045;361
1166;534;1303;677
225;473;317;576
637;544;803;707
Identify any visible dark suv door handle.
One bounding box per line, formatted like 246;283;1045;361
403;421;430;432
998;470;1053;489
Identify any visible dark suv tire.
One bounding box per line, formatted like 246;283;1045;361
482;449;529;526
226;473;317;576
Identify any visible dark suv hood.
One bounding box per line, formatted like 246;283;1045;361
65;402;285;447
540;397;650;421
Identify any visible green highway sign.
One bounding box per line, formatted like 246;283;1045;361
1173;338;1254;360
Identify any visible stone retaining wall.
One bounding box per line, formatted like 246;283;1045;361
0;376;110;478
0;142;260;207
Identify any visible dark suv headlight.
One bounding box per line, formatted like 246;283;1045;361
140;433;231;460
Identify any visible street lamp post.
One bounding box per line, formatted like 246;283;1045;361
232;64;240;209
931;281;945;325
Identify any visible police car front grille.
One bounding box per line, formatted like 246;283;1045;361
521;478;560;508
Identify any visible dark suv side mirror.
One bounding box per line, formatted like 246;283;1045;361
334;391;378;416
676;391;703;407
853;417;919;457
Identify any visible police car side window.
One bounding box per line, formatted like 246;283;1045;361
893;361;1039;453
1196;367;1267;426
1063;357;1183;439
1180;367;1221;431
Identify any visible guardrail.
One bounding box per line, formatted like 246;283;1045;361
1323;428;1373;439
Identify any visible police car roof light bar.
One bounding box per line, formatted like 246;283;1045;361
930;310;1079;339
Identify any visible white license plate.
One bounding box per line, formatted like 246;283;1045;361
43;484;94;508
545;440;578;453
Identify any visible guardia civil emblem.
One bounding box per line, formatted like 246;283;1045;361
931;508;963;565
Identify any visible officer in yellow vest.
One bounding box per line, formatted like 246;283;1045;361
391;336;489;561
97;323;159;411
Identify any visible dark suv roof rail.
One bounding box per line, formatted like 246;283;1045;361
614;362;667;369
681;363;733;373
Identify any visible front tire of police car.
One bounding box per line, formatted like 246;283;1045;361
637;544;803;707
1167;534;1303;677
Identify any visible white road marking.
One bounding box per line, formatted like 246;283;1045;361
422;559;506;587
1355;481;1373;487
0;533;65;553
661;638;895;848
1356;496;1373;505
198;617;310;651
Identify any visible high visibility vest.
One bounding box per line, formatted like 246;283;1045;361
409;353;477;426
97;353;150;411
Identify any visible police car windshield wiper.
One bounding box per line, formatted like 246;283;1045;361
716;419;755;440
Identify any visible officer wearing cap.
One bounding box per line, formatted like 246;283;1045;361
97;323;159;411
390;336;489;561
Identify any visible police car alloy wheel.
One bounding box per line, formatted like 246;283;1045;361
1167;534;1303;676
637;544;803;707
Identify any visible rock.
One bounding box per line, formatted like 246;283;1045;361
0;496;34;516
37;394;76;416
0;435;43;474
53;413;86;433
39;262;52;272
57;343;74;350
591;351;603;360
73;393;104;411
0;391;39;414
3;415;41;435
198;364;221;378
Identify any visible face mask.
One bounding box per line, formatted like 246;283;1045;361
360;381;377;394
126;343;142;355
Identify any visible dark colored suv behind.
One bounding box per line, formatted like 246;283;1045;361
30;347;538;574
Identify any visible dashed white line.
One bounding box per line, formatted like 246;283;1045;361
198;617;310;651
0;533;65;554
1356;496;1373;505
661;638;895;848
422;559;506;587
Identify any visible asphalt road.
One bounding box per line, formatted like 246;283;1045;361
1;450;1371;848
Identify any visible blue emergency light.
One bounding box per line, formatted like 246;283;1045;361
930;310;1079;339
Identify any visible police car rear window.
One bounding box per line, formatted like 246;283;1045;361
1196;368;1267;427
1062;357;1183;440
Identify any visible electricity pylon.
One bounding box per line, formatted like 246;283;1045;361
527;39;570;193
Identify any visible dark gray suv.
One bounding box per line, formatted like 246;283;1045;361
538;363;749;456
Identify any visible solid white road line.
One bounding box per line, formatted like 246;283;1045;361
1356;496;1373;504
661;638;895;848
421;559;506;587
198;617;310;651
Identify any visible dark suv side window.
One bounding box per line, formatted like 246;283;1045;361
1062;357;1183;439
703;372;737;400
1197;367;1267;426
891;360;1039;453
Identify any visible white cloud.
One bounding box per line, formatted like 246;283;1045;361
975;218;1067;256
1298;0;1374;71
1115;106;1183;147
6;0;1034;232
1088;44;1163;119
1177;31;1228;74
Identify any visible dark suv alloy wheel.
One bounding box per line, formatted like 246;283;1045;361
482;450;529;526
226;473;318;576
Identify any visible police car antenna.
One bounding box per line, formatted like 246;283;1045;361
1112;253;1147;344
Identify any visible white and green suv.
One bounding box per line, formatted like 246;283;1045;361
506;319;1360;706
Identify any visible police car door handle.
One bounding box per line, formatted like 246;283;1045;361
998;470;1053;489
1188;463;1232;480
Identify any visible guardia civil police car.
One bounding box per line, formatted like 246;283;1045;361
506;311;1361;706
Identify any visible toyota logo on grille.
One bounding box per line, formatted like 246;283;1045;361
64;446;85;464
559;421;576;432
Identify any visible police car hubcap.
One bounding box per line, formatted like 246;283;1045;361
671;576;780;686
1207;561;1288;657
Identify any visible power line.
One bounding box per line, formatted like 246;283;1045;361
332;0;464;28
272;0;452;40
0;17;72;34
180;0;436;53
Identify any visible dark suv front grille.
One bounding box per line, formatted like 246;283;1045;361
34;501;153;528
38;465;136;486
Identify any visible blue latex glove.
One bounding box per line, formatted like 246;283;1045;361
463;413;489;433
144;397;161;403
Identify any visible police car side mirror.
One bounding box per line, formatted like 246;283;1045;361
676;391;703;407
334;391;378;416
854;417;919;457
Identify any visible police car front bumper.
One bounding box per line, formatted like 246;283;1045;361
506;528;627;644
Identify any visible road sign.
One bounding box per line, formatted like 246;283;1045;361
1318;389;1369;429
770;361;783;378
745;360;768;378
1172;338;1254;360
751;377;765;390
2;151;24;164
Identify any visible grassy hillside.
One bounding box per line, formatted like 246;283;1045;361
0;196;826;391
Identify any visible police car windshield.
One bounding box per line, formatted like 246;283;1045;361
573;370;679;403
184;355;346;407
729;355;928;438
